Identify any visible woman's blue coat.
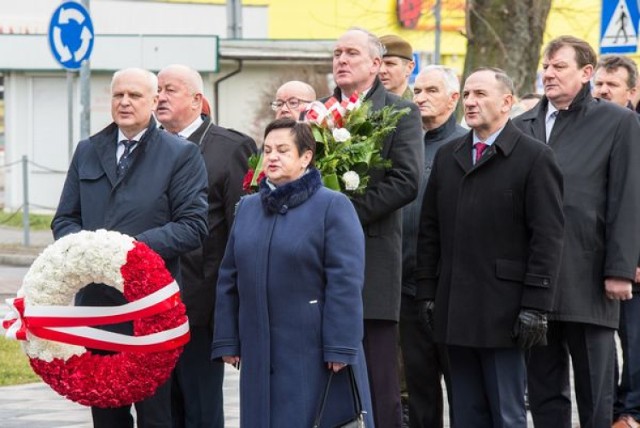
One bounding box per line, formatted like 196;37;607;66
212;176;374;427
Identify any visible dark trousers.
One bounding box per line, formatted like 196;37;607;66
527;321;615;428
79;283;172;428
363;319;402;428
399;294;452;428
614;295;640;421
448;345;526;428
91;379;171;428
172;326;225;428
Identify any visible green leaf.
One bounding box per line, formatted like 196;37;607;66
322;173;341;191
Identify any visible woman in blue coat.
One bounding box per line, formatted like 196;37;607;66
211;118;374;427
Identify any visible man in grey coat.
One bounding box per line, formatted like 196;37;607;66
513;36;640;428
329;28;423;428
400;65;465;428
52;67;208;428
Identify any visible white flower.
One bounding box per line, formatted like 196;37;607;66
16;229;135;361
332;127;351;142
342;171;360;191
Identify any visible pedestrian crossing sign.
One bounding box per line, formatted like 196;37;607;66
600;0;639;53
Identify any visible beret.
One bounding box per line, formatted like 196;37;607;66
379;34;413;61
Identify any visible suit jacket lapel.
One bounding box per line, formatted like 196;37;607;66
453;133;473;173
93;123;119;187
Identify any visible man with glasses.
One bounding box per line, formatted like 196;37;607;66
272;80;316;119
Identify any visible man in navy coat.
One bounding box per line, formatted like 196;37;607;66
416;68;564;427
52;67;208;428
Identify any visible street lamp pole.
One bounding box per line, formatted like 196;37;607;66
434;0;442;64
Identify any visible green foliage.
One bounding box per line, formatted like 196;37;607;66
0;337;38;386
0;211;54;231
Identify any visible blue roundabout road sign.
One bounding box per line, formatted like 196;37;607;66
48;2;94;70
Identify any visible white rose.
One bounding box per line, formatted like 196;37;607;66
342;171;360;191
332;127;351;142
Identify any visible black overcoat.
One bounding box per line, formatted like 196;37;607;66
513;85;640;328
179;117;256;327
415;121;564;347
327;77;424;321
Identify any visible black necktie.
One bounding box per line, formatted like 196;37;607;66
117;140;136;178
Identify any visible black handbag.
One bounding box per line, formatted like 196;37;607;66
312;366;365;428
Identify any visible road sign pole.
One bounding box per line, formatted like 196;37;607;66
80;0;91;141
67;71;74;162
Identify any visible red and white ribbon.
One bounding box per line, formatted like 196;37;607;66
2;281;189;353
305;91;360;129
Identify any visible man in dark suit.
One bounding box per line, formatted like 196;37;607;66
416;68;564;427
52;67;209;428
513;36;640;428
329;28;423;428
593;55;640;428
156;64;256;428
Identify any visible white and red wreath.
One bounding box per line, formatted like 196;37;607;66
1;229;189;408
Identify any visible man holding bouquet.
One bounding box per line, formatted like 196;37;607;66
328;28;423;428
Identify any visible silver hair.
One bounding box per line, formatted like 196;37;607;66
420;65;460;95
111;68;158;95
346;27;385;59
158;64;204;94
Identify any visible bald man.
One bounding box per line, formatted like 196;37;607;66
53;67;208;428
157;64;256;428
272;80;316;119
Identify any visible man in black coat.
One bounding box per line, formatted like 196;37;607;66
52;67;209;428
329;28;423;428
156;64;256;428
400;65;465;428
593;55;640;428
513;36;640;428
416;68;564;427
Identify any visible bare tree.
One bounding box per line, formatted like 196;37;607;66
463;0;553;95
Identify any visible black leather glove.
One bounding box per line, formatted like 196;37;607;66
512;309;547;349
418;300;435;334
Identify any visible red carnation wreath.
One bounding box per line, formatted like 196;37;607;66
1;230;189;408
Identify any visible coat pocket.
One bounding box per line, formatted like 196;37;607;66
495;259;525;282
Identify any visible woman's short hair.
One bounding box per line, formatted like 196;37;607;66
264;118;316;165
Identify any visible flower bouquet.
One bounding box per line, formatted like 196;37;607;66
242;153;265;194
305;92;410;195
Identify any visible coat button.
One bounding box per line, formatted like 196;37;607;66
542;279;550;285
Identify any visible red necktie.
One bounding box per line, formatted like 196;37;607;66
474;142;488;164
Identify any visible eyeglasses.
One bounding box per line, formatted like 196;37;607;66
270;98;312;111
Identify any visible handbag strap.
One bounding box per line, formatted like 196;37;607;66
312;366;363;428
347;365;363;416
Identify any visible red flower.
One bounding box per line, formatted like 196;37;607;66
242;169;255;192
242;169;266;194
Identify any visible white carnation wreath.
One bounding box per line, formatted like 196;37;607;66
2;229;189;407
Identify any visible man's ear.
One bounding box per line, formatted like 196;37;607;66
405;61;416;79
193;93;203;110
